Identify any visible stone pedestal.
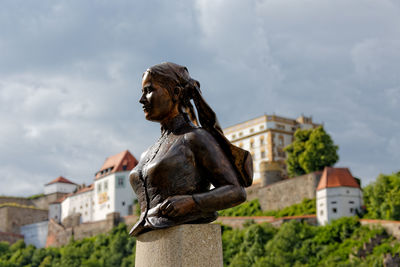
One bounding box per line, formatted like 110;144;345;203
135;224;223;267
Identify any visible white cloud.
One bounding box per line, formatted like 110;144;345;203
0;0;400;195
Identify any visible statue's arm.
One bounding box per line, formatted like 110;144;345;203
186;129;247;212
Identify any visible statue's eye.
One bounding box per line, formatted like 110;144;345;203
145;86;154;94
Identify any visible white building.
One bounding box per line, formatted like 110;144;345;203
316;167;363;226
44;176;77;195
93;150;138;221
223;114;319;184
54;150;139;223
60;185;94;223
49;199;63;223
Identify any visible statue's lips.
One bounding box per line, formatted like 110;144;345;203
142;105;151;112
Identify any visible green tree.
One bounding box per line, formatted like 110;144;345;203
285;126;339;177
363;171;400;220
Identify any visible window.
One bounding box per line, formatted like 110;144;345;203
346;190;350;194
117;176;125;188
250;128;254;133
232;134;236;139
122;201;125;206
250;142;254;148
239;132;243;137
97;183;102;192
261;151;266;158
276;124;285;130
122;165;127;171
277;148;285;158
55;215;58;219
350;208;354;213
104;181;108;190
331;201;337;204
320;210;323;215
349;201;354;204
260;137;264;145
260;125;264;130
332;208;337;213
278;135;284;146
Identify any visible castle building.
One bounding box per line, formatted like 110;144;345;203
60;185;94;223
316;167;363;226
223;114;319;184
92;150;138;221
44;176;77;195
55;150;139;223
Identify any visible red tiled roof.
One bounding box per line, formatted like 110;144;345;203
95;150;138;180
45;176;76;186
50;195;68;204
317;167;360;190
72;184;94;196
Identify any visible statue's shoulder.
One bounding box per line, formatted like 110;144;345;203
183;127;217;148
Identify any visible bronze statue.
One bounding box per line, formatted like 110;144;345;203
129;62;253;237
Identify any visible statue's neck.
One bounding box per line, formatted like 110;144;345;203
160;113;188;134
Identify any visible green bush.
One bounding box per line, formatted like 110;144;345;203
219;198;316;218
363;171;400;220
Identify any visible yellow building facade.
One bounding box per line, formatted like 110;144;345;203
223;114;319;184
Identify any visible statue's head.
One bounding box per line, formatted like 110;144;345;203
139;62;200;124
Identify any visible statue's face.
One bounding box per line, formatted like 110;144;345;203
140;71;177;122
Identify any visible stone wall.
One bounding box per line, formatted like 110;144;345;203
360;219;400;240
216;216;274;229
31;193;67;210
0;197;34;206
257;172;321;211
0;206;48;234
0;231;24;244
46;213;138;247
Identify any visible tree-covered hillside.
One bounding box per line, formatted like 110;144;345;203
363;171;400;221
1;218;400;267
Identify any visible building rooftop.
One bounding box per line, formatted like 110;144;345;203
95;150;138;180
45;176;76;186
316;167;360;190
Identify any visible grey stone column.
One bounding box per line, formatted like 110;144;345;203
135;224;223;267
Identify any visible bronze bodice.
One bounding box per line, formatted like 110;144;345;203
129;114;245;236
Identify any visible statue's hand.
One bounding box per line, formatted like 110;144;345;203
159;195;197;217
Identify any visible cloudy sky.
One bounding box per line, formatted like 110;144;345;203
1;0;399;196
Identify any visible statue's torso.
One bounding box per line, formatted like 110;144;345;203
129;127;217;236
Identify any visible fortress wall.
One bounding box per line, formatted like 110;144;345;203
31;193;67;210
46;213;136;247
0;231;24;244
0;197;33;206
361;219;400;240
0;206;48;234
258;172;321;211
216;216;275;229
0;208;8;232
